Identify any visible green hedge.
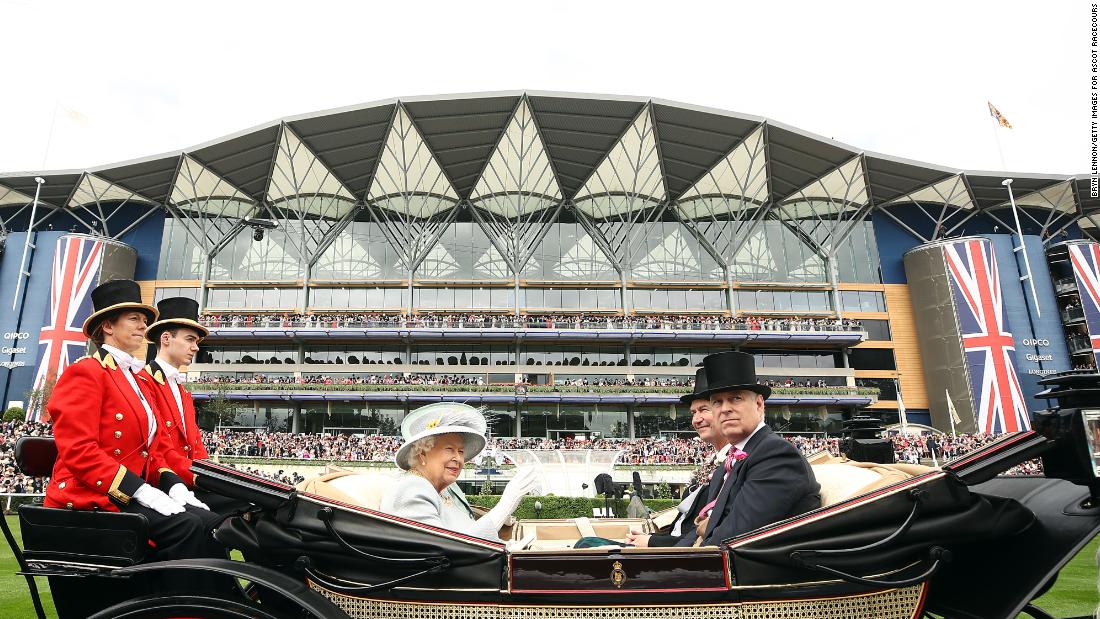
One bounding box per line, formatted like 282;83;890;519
465;495;678;519
190;382;879;397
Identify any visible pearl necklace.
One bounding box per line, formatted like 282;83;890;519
407;469;454;506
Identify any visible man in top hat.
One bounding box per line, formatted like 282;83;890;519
626;367;730;547
144;297;210;492
45;279;224;593
694;351;820;546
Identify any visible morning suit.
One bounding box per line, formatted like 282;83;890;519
701;425;821;546
648;444;729;547
381;474;502;542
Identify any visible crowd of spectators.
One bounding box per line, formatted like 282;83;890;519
0;420;1046;499
0;421;52;495
199;312;863;333
192;373;486;387
187;373;853;393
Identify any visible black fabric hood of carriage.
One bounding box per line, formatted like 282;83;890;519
725;473;1035;589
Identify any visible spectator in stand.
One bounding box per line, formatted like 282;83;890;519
199;312;863;333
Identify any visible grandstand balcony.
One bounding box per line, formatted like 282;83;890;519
187;382;878;408
200;320;866;347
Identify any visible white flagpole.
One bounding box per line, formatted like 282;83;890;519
1002;178;1041;318
11;177;45;311
896;378;909;432
946;388;958;439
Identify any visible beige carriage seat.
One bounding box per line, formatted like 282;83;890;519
808;453;935;507
295;466;400;511
511;517;651;551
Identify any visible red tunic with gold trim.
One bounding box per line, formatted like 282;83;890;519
145;359;209;487
45;351;183;511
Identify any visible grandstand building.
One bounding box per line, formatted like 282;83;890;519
0;92;1096;438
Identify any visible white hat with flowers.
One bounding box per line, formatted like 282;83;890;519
394;402;488;470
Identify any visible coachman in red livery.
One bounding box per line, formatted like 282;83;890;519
44;279;224;606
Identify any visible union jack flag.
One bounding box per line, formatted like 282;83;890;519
944;239;1030;434
1068;243;1100;365
29;236;104;422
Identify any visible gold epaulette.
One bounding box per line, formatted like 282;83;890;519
90;350;118;370
145;365;165;385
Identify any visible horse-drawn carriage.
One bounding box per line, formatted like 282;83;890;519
6;372;1100;618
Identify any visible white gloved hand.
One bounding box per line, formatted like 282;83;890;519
486;466;542;530
168;483;210;511
133;483;185;516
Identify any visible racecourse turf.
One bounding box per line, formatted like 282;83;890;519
0;515;1093;617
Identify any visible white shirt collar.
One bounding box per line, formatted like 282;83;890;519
734;420;766;452
155;356;179;379
714;443;731;459
100;344;144;374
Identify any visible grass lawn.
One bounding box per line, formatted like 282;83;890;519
0;514;1092;618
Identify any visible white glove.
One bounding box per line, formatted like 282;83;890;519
486;466;542;530
133;484;185;516
168;483;210;511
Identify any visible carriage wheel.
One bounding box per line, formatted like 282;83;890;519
88;593;288;619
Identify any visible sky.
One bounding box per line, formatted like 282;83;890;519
0;0;1090;177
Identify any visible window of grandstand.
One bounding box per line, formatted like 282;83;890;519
634;406;696;438
754;351;841;369
856;378;898;400
522;287;621;310
412;344;516;366
311;219;405;280
628;288;727;311
832;222;883;283
627;222;725;282
840;290;887;312
629;346;705;367
304;344;406;364
415;287;512;309
519;404;629;439
309;287;407;309
206;287;302;310
860;319;892;340
521;221;619;282
198;345;297;364
154;287;201;303
415;222;511;280
735;289;833;312
300;403;405;435
767;406;847;434
522;344;625;367
848;348;898;371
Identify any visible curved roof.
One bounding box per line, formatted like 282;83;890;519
0;90;1093;231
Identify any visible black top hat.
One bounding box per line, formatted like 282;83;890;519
147;297;208;343
697;351;771;400
679;367;711;405
82;279;159;338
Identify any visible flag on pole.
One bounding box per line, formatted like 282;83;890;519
946;389;962;426
987;101;1013;129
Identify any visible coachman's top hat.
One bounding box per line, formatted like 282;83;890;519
680;367;711;405
147;297;209;343
82;279;158;338
697;351;771;400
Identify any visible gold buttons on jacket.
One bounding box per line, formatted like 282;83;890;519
183;446;190;452
113;449;121;456
141;451;148;458
166;421;172;428
96;480;102;487
114;431;122;439
65;503;73;509
58;482;65;489
115;413;124;421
